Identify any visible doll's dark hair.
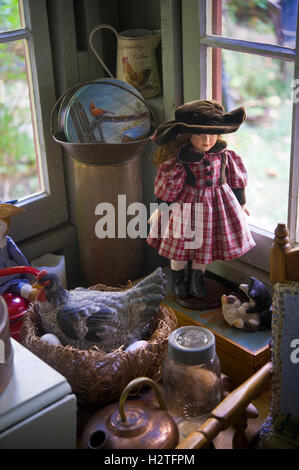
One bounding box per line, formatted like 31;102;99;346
152;133;223;167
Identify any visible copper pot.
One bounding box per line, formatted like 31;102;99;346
80;377;179;449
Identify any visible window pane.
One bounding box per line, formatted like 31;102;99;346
0;0;22;32
218;48;293;233
0;39;43;201
219;0;298;49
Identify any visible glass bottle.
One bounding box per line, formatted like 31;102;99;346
162;326;222;440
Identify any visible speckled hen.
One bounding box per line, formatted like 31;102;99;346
35;268;166;353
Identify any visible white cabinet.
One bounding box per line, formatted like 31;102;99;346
0;339;76;449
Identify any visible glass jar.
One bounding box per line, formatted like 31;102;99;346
162;326;221;440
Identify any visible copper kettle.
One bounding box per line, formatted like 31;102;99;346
80;377;179;449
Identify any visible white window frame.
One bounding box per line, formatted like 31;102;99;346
0;0;67;243
178;0;299;273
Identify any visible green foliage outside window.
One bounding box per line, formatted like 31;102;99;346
0;0;39;201
222;0;294;231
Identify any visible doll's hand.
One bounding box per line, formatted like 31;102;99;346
148;209;161;224
242;205;250;216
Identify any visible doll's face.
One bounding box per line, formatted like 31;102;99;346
191;134;218;152
0;219;8;239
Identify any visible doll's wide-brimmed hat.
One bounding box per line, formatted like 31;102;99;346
152;99;246;146
0;201;24;218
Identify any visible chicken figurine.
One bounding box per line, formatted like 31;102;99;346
35;267;166;353
122;56;152;90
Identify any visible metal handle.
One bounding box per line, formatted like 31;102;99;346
118;377;167;423
89;24;118;79
50;78;159;138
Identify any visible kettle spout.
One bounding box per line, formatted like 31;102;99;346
88;430;110;449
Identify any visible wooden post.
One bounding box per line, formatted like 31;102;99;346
232;411;249;449
270;223;292;284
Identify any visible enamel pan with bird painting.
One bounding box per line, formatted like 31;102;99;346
58;79;150;144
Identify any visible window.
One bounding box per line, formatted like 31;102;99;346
0;0;67;242
181;0;299;272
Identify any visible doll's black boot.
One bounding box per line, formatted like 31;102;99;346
171;269;188;298
188;269;207;298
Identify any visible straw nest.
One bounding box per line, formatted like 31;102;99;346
20;282;178;406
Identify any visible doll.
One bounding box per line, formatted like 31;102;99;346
0;201;38;302
147;100;255;299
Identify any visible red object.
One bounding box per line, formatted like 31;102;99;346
89;102;112;117
0;266;40;342
0;266;40;277
9;316;25;342
2;292;29;343
2;292;29;321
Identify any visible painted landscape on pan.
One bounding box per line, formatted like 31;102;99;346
64;80;150;144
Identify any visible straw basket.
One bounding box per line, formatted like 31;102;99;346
20;282;177;407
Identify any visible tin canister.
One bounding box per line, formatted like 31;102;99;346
73;154;144;286
51;80;157;286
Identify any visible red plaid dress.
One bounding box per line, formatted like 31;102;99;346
147;145;255;263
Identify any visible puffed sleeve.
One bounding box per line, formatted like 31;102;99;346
6;236;30;267
6;236;34;283
226;150;248;205
154;157;186;203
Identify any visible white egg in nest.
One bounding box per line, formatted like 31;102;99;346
40;333;62;346
125;340;147;353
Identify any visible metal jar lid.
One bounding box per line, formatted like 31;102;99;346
167;326;216;365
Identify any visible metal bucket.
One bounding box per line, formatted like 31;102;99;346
51;80;157;286
73;155;143;286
